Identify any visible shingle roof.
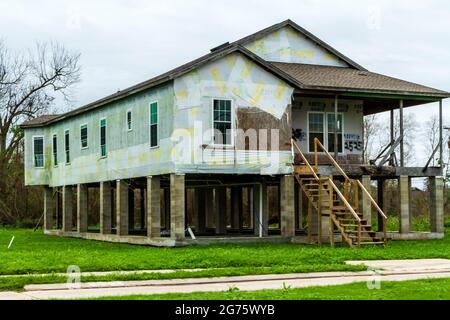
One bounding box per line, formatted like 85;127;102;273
21;115;60;127
271;62;450;97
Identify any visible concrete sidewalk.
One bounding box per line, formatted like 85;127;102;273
1;259;450;300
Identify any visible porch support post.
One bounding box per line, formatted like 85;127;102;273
147;176;161;238
99;181;112;234
362;176;372;222
116;179;129;236
214;186;227;235
430;177;445;233
43;187;54;231
334;95;339;160
170;174;185;241
439;99;443;168
254;182;269;237
390;108;395;165
280;175;295;238
62;185;73;232
377;179;385;232
398;176;410;234
76;184;88;233
399;99;405;167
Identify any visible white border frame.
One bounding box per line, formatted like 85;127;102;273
80;123;89;150
126;109;133;132
32;135;45;169
149;100;160;149
99;117;107;158
64;129;71;165
211;97;235;147
52;133;58;167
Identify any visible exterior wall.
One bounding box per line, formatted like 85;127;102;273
292;97;364;164
173;52;295;175
244;26;349;67
24;83;175;186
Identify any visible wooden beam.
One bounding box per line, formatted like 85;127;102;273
399;99;404;167
439;99;443;168
334;95;339;160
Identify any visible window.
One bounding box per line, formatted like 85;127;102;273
308;113;324;152
213;99;232;145
33;137;44;168
327;113;343;153
52;134;58;166
65;130;70;164
149;102;158;148
80;124;88;149
100;118;107;157
127;110;132;131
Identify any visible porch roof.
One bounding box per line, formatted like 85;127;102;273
272;62;450;100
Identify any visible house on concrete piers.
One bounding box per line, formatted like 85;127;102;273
20;20;449;247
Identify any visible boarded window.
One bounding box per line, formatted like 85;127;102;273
100;118;107;157
308;113;324;152
327;113;343;153
33;137;44;168
150;102;158;147
213;99;232;145
127;110;132;131
52;134;58;166
80;124;88;149
65;130;70;164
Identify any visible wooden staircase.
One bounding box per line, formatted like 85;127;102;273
292;139;388;247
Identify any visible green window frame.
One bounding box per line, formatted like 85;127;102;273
308;112;324;152
212;99;232;146
52;134;58;166
127;110;132;131
327;113;344;154
149;102;158;148
33;136;44;168
80;124;88;149
100;118;107;157
64;130;70;164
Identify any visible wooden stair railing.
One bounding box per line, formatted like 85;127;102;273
291;138;388;247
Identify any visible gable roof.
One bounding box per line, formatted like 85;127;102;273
233;19;367;71
20;44;298;128
272;62;450;98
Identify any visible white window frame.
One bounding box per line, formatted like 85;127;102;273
149;101;159;149
64;129;70;165
32;135;45;168
126;109;133;132
326;112;345;155
80;123;88;149
307;111;325;153
52;133;58;167
99;117;107;158
211;98;235;147
307;111;345;154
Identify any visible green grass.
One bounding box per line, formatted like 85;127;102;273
1;225;450;291
98;278;450;300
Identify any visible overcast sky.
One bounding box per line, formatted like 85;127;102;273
1;0;450;167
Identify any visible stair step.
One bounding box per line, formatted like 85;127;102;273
355;241;385;246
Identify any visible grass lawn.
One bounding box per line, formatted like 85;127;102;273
0;225;449;291
98;278;450;300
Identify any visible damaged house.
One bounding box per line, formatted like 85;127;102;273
20;20;449;247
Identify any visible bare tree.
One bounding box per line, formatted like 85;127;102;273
363;114;382;163
0;40;80;223
0;40;80;166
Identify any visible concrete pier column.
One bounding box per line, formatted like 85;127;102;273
43;187;54;231
362;176;372;222
215;187;227;235
280;175;295;238
100;181;112;234
62;185;73;232
430;177;445;233
398;176;411;234
147;176;161;238
195;188;206;234
116;180;129;236
170;174;185;241
77;184;88;233
253;182;269;237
